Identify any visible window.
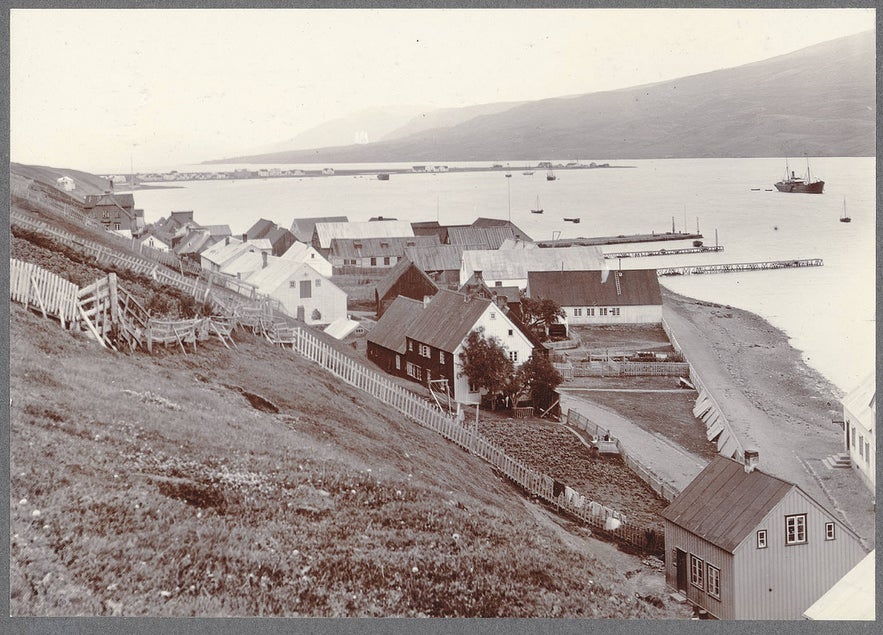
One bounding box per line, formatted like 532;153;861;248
408;340;413;351
573;308;583;317
825;522;836;541
383;257;390;265
851;426;856;447
439;351;445;365
690;555;704;590
494;281;502;287
395;355;401;370
756;529;767;549
599;308;608;316
468;380;479;393
315;278;321;287
706;564;720;598
113;223;121;230
865;442;870;465
406;362;423;381
785;514;807;545
508;351;518;362
587;308;595;316
859;435;864;457
370;257;377;266
299;280;312;299
418;344;431;358
508;329;513;336
490;312;496;320
611;307;620;316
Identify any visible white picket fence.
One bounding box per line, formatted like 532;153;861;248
9;258;80;328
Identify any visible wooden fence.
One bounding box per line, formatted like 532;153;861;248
566;409;680;503
571;360;690;378
283;326;662;553
9;258;80;328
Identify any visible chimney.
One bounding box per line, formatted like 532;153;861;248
225;236;230;246
262;251;268;269
423;295;433;307
242;233;248;242
743;449;759;473
474;270;483;281
601;267;610;284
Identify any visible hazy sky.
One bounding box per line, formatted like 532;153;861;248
10;7;875;173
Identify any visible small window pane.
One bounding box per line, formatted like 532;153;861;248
757;530;767;549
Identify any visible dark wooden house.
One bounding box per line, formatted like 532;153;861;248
246;218;296;257
374;257;439;318
366;296;425;377
661;453;866;620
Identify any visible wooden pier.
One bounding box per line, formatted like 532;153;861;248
537;232;702;248
606;245;724;259
657;258;823;276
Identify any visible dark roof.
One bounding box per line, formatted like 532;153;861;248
202;224;232;237
403;244;463;272
84;192;135;213
367;296;425;354
289;216;349;243
265;226;295;247
375;257;439;301
406;289;492;353
246;218;276;240
411;221;449;243
472;218;533;242
447;226;516;250
527;269;662;307
330;235;440;259
661;456;793;552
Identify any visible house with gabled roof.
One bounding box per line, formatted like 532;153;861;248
460;246;604;289
402;289;536;404
841;373;875;494
83;191;145;236
136;230;174;253
245;260;346;325
471;217;533;242
447;226;517;250
200;238;272;273
280;241;332;278
312;220;415;251
366;296;425;377
329;235;440;270
661;453;866;620
403;244;464;287
527;269;662;325
373;257;439;318
290;216;349;243
245;218;297;257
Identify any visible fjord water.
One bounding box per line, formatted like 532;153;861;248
133;157;875;393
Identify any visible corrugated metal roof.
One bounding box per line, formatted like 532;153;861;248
246;218;275;240
472;218;533;242
202;224;231;237
375;258;439;301
290;216;348;243
447;226;516;250
661;456;794;553
175;230;213;255
367;296;425;354
330;235;440;259
314;220;415;248
527;269;662;306
842;372;875;424
462;246;604;282
221;249;270;278
803;550;875;620
323;318;361;340
406;289;492;353
404;244;464;271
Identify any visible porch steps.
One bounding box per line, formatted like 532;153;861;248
821;453;852;470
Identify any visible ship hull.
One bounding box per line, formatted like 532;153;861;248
774;180;824;193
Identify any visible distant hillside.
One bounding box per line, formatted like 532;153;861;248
11;162;114;202
379;100;528;142
208;30;874;163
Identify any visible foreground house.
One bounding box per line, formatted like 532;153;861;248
661;453;866;620
526;269;662;326
841;372;875;494
373;258;439;318
246;261;346;325
366;296;425;376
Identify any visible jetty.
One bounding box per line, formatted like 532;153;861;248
537;232;701;248
657;259;823;276
605;245;724;259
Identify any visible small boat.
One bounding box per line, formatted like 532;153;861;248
505;173;512;178
546;169;557;181
522;171;534;176
563;217;580;223
531;196;543;214
377;173;390;181
693;240;704;247
750;188;760;191
840;197;851;223
774;157;824;194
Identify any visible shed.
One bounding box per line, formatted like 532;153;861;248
374;258;439;318
661;454;866;620
323;317;365;341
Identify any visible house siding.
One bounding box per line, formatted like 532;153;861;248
376;267;438;317
266;270;347;326
730;489;865;620
843;387;875;494
663;521;736;619
366;341;404;377
563;304;662;326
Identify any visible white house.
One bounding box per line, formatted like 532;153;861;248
137;231;173;253
200;239;272;273
56;176;75;192
459;246;604;289
842;373;875;494
280;241;333;278
246;261;346;326
526;269;663;326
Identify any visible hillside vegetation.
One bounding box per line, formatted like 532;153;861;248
213;31;874;163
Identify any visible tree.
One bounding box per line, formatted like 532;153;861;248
520;295;565;338
514;352;564;412
458;328;513;409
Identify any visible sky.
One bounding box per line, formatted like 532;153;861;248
9;7;876;174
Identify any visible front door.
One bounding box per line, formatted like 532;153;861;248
296;306;305;321
676;549;688;592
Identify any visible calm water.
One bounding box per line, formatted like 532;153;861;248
133;157;875;393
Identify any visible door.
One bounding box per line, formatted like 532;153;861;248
676;549;688;592
296;306;305;321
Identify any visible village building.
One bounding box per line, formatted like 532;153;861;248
246;260;346;325
661;453;866;620
83;191;145;236
410;220;449;243
526;269;663;326
279;241;333;278
200;238;272;275
403;244;464;288
459;245;604;289
56;176;75;192
446;226;518;250
471;217;533;242
459;275;523;320
323;317;367;341
329;235;441;270
289;216;349;244
841;373;875;494
802;550;875;620
219;246;276;280
136;230;174;253
312;219;415;251
366;296;425;377
373;257;439;318
245;218;297;257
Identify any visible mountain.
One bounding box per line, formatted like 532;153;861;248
379;100;528;142
206;31;875;164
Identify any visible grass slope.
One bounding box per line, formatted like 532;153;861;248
9;303;685;618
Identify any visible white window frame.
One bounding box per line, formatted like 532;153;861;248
490;311;496;320
756;529;767;549
706;563;720;599
785;514;807;545
599;308;608;316
508;351;518;362
468;379;480;393
573;307;582;317
418;344;431;358
611;307;620;316
587;307;594;316
439;351;445;365
825;522;835;541
689;554;704;590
